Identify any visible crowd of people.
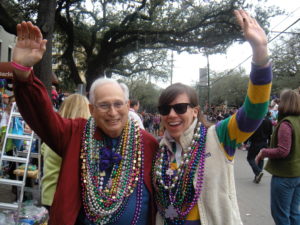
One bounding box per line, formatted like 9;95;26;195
1;8;299;225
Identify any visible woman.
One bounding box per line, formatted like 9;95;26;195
41;94;90;211
256;89;300;225
152;10;272;225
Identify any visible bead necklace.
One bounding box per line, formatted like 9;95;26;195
80;117;144;224
153;122;207;224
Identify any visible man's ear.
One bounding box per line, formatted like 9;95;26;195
89;104;94;115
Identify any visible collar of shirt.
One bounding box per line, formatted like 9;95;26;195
160;119;198;166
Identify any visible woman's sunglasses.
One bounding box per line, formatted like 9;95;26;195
158;103;193;116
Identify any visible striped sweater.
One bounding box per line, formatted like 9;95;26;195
216;64;272;161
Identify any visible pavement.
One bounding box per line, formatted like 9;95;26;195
0;149;274;224
235;149;273;225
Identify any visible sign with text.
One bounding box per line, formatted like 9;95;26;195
199;68;208;86
0;62;13;79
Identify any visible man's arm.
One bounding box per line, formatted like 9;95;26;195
12;21;78;156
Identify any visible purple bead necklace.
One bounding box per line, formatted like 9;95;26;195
153;122;207;222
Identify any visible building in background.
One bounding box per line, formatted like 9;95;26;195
0;26;16;62
0;26;16;96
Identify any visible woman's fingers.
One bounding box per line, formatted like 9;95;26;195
235;10;258;32
234;10;244;29
239;10;251;32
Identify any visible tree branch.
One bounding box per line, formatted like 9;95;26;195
0;3;17;35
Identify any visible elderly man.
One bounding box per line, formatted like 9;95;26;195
11;21;158;225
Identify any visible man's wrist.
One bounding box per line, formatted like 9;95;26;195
11;61;33;72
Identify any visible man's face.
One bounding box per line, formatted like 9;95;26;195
89;83;129;138
3;97;9;105
133;102;140;112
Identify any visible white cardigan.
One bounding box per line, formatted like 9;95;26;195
156;121;243;225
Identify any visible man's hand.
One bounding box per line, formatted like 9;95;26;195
12;21;47;79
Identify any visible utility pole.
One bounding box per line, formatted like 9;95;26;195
206;53;210;108
170;51;174;85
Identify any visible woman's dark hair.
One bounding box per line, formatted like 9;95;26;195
130;99;139;108
158;83;198;107
158;83;211;128
278;89;300;121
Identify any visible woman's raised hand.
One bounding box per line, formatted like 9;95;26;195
234;10;269;66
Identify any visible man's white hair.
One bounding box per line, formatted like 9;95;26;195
89;78;129;104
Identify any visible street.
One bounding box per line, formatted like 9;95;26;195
0;149;274;224
235;149;273;225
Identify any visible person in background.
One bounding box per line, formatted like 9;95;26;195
1;93;9;110
256;89;300;225
153;9;272;224
41;94;90;212
57;89;65;108
129;99;144;129
153;113;161;137
247;111;273;184
11;21;158;225
269;98;279;126
51;85;58;109
0;95;13;132
0;95;23;196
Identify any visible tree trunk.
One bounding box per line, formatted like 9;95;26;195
34;0;56;95
85;63;105;91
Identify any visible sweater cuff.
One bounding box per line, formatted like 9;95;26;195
250;63;272;85
13;70;34;86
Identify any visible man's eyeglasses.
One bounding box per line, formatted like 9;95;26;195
94;101;126;112
158;103;193;116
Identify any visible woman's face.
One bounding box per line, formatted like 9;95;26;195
161;93;198;142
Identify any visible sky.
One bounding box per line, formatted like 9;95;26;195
165;0;300;88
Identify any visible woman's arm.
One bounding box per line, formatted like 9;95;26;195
216;10;272;160
255;121;292;164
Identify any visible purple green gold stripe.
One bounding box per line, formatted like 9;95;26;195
227;115;253;143
216;65;272;161
250;64;272;85
247;81;272;104
243;96;269;120
235;107;263;132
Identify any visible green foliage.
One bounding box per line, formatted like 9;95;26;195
1;0;38;23
210;68;248;107
55;63;77;92
0;0;281;90
270;29;300;94
109;49;171;82
53;0;280;89
120;77;162;113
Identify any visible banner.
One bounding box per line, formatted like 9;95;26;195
0;62;13;79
